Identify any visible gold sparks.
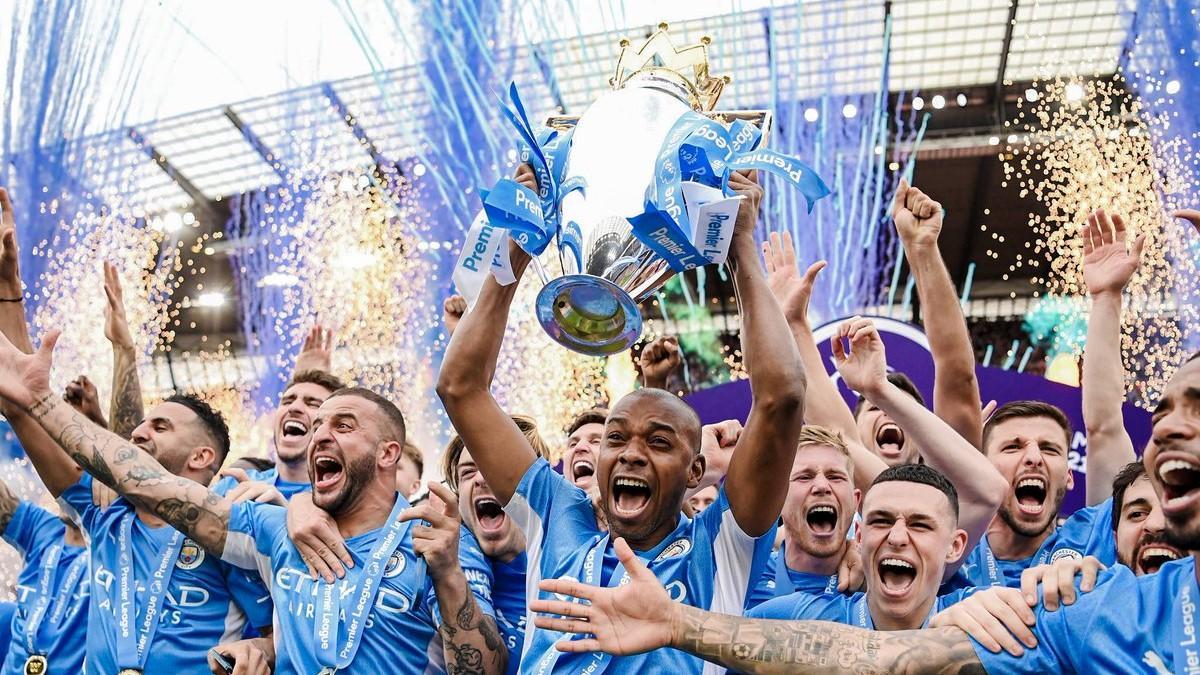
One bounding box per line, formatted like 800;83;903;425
1005;77;1199;407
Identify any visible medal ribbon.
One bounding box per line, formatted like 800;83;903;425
314;495;413;672
115;515;185;671
22;544;62;657
1171;563;1200;675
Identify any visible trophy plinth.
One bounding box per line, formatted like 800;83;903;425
536;275;642;356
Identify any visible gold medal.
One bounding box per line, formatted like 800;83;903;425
22;655;47;675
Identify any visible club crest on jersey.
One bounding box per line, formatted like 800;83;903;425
384;550;407;578
1050;548;1082;564
176;539;205;570
654;538;692;563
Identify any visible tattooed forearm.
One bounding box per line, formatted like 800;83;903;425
28;393;231;553
673;606;985;675
0;478;19;536
436;576;506;675
109;347;144;439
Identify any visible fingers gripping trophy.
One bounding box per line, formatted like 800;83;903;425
454;23;831;355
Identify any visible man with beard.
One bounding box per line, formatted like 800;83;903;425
437;168;807;674
954;209;1147;588
0;186;273;674
1113;460;1185;576
526;350;1200;674
0;321;506;673
213;369;345;503
443;415;550;675
749;464;978;629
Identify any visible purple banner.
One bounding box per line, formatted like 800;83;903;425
685;316;1153;515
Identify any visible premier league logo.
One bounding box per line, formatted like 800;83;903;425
176;539;205;570
383;550;407;578
653;538;692;563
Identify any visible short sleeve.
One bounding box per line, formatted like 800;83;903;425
746;591;842;621
223;562;274;629
744;553;779;610
223;501;286;572
696;486;776;615
1053;497;1117;566
503;458;595;545
970;569;1115;673
2;501;65;560
56;474;100;533
457;526;496;617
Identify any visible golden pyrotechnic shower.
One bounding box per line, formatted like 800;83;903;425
1005;76;1200;407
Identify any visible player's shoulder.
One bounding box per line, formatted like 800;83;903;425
747;589;846;621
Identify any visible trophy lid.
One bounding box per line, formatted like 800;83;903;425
610;23;728;112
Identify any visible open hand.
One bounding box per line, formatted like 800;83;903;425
293;323;334;374
929;586;1037;657
763;230;826;326
1081;208;1144;296
102;262;135;351
0;188;21;293
1174;208;1200;235
532;537;676;656
286;492;354;582
831;317;887;396
0;329;58;410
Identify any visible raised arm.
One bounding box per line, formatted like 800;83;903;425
0;187;82;495
404;482;506;675
1080;209;1141;504
0;478;18;536
531;537;984;674
894;181;983;448
0;329;232;554
292;323;335;377
638;335;681;391
763;230;887;491
721;171;807;536
435;166;540;505
833;318;1006;558
102;261;145;438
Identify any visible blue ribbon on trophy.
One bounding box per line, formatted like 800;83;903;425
453;25;832;354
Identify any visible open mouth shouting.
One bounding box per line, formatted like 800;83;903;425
311;452;345;493
473;495;508;534
571;458;596;487
610;475;653;519
876;556;918;598
1013;475;1049;517
875;423;905;459
1135;540;1183;575
1158;457;1200;516
805;503;840;538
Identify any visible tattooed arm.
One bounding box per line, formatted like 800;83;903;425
403;482;506;675
0;478;18;537
670;608;984;674
532;537;986;674
102;262;145;438
27;391;232;554
0;326;233;554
